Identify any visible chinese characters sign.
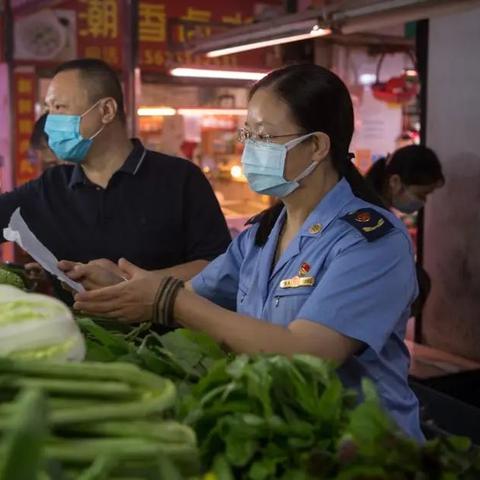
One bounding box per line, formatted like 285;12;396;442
13;70;39;186
76;0;123;68
11;0;278;70
138;1;274;71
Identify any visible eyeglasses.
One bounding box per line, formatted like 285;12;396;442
237;127;305;144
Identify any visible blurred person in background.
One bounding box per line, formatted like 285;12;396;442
29;113;60;169
365;144;445;316
365;145;444;215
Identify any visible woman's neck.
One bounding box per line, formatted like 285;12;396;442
282;164;339;232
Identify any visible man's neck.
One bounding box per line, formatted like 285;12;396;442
81;126;133;188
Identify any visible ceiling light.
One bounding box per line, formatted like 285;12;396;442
359;73;377;85
170;67;267;81
137;107;176;116
206;26;331;58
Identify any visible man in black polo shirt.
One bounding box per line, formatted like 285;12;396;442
0;59;231;291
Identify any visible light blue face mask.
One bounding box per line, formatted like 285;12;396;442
241;133;319;198
44;100;105;163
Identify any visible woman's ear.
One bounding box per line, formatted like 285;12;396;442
311;132;330;162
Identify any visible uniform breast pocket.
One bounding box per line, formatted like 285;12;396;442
270;288;312;326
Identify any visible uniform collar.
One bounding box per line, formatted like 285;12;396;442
299;177;355;237
265;178;355;281
68;138;147;189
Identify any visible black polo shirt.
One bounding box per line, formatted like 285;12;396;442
0;139;231;269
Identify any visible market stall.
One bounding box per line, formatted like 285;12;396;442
0;271;479;479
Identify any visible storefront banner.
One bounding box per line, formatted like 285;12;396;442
138;0;280;71
13;69;40;186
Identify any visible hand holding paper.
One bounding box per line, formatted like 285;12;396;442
3;208;84;293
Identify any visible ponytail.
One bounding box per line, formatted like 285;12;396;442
364;157;388;198
343;157;387;209
253;202;283;246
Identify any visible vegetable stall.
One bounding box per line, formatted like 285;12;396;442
0;268;479;479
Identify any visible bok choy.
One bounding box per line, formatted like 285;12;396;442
0;286;85;362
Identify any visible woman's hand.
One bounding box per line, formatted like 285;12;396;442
72;259;161;322
58;258;124;290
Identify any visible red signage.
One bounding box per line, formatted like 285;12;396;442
138;1;278;71
13;70;40;186
10;0;64;16
0;10;4;63
76;0;123;69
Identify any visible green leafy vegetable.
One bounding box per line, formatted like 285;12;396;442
0;388;47;480
0;286;85;361
0;266;25;290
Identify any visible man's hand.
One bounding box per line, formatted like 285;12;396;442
25;262;48;282
73;259;161;322
58;258;125;291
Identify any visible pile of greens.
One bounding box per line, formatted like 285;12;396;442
0;357;198;480
77;320;480;480
0;264;26;290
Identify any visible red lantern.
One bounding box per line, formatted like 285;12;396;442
371;53;419;105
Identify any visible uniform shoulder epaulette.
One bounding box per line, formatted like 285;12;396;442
340;208;394;242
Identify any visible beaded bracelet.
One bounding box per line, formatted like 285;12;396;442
153;276;184;326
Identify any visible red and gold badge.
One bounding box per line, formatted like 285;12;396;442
299;262;311;277
355;211;371;223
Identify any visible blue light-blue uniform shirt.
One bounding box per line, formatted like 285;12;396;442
191;178;423;441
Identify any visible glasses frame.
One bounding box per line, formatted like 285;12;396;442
237;127;305;144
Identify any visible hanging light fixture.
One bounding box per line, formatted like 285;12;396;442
169;67;267;81
205;25;331;57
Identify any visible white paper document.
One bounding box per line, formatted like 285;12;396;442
3;208;84;293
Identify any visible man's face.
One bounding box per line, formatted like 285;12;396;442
44;69;102;139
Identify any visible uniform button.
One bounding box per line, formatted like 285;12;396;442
96;187;101;191
309;223;322;234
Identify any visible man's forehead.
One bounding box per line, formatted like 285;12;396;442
46;71;89;100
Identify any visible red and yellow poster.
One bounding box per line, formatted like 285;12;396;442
138;1;279;71
13;70;39;186
76;0;123;69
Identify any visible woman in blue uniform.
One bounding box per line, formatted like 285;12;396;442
74;64;423;441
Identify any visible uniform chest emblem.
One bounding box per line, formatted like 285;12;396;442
299;262;311;277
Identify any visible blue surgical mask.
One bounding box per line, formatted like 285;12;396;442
241;133;318;197
44;100;105;163
392;188;425;214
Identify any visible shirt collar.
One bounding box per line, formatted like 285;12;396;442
299;177;355;237
118;138;147;175
68;164;87;189
68;138;147;189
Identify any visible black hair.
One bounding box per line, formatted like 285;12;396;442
248;63;385;246
365;145;445;198
54;58;126;123
30;113;49;149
